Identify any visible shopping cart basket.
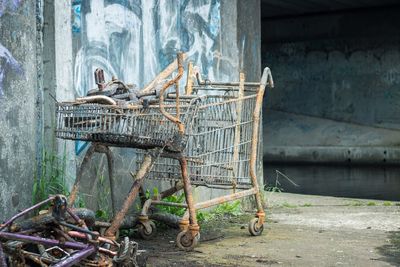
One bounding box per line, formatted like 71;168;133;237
137;65;274;250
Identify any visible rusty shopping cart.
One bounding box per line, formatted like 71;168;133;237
56;53;206;248
136;64;274;250
55;52;273;251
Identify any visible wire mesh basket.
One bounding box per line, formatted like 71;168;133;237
138;89;258;188
55;99;200;151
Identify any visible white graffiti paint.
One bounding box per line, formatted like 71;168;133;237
73;0;227;97
0;0;24;97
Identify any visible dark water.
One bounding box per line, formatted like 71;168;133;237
264;163;400;201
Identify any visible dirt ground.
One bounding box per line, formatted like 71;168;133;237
137;193;400;267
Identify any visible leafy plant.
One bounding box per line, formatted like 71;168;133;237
95;170;111;221
212;200;242;216
158;193;186;217
383;201;392;206
33;148;69;205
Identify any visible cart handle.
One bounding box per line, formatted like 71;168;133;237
159;52;185;133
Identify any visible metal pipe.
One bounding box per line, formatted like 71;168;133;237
232;73;245;187
57;221;98;238
185;61;194;95
67;231;115;246
159;182;184;199
179;157;198;227
194;188;257;210
105;154;154;237
151;200;188;208
141;53;187;93
249;67;273;214
76;95;117;106
158;52;185;134
69;144;96;206
0;232;88;250
52;246;96;267
0;196;55;231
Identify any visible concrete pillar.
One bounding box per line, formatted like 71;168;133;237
0;1;39;220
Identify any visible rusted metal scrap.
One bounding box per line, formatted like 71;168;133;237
0;195;140;266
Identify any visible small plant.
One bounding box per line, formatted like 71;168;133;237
94;166;111;221
265;186;283;193
282;202;297;208
158;193;186;217
301;203;312;207
33;148;69;205
196;210;213;223
383;201;392;206
367;201;376;206
212;200;242;216
348;201;362;206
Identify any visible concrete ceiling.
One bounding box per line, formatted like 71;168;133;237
261;0;400;18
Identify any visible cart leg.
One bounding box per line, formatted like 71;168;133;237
137;182;184;239
69;144;96;206
176;157;200;251
104;154;155;238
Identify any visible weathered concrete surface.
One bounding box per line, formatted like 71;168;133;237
142;193;400;266
262;6;400;150
0;1;39;220
261;6;400;198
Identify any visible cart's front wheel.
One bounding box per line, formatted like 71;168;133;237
248;217;264;236
176;230;199;251
137;220;156;240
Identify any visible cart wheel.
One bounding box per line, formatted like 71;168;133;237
138;220;156;240
176;230;199;251
248;217;264;236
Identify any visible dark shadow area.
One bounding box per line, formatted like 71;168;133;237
261;2;400;199
376;231;400;266
264;163;400;201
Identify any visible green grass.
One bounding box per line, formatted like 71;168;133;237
383;201;392;206
301;203;312;207
33;148;69;205
281;202;297;208
367;201;376;206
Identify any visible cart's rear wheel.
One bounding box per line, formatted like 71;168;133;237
176;230;199;251
137;220;156;240
248;217;264;236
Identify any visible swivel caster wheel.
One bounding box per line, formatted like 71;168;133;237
176;230;199;251
137;220;156;240
248;217;264;236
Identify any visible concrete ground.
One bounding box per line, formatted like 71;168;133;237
138;192;400;266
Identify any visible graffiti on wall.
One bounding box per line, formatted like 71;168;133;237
0;0;24;97
72;0;229;97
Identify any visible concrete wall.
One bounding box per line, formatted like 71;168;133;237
263;7;400;129
0;0;39;220
261;6;400;199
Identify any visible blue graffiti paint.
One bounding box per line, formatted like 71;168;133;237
0;43;23;97
0;0;24;97
72;1;81;34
